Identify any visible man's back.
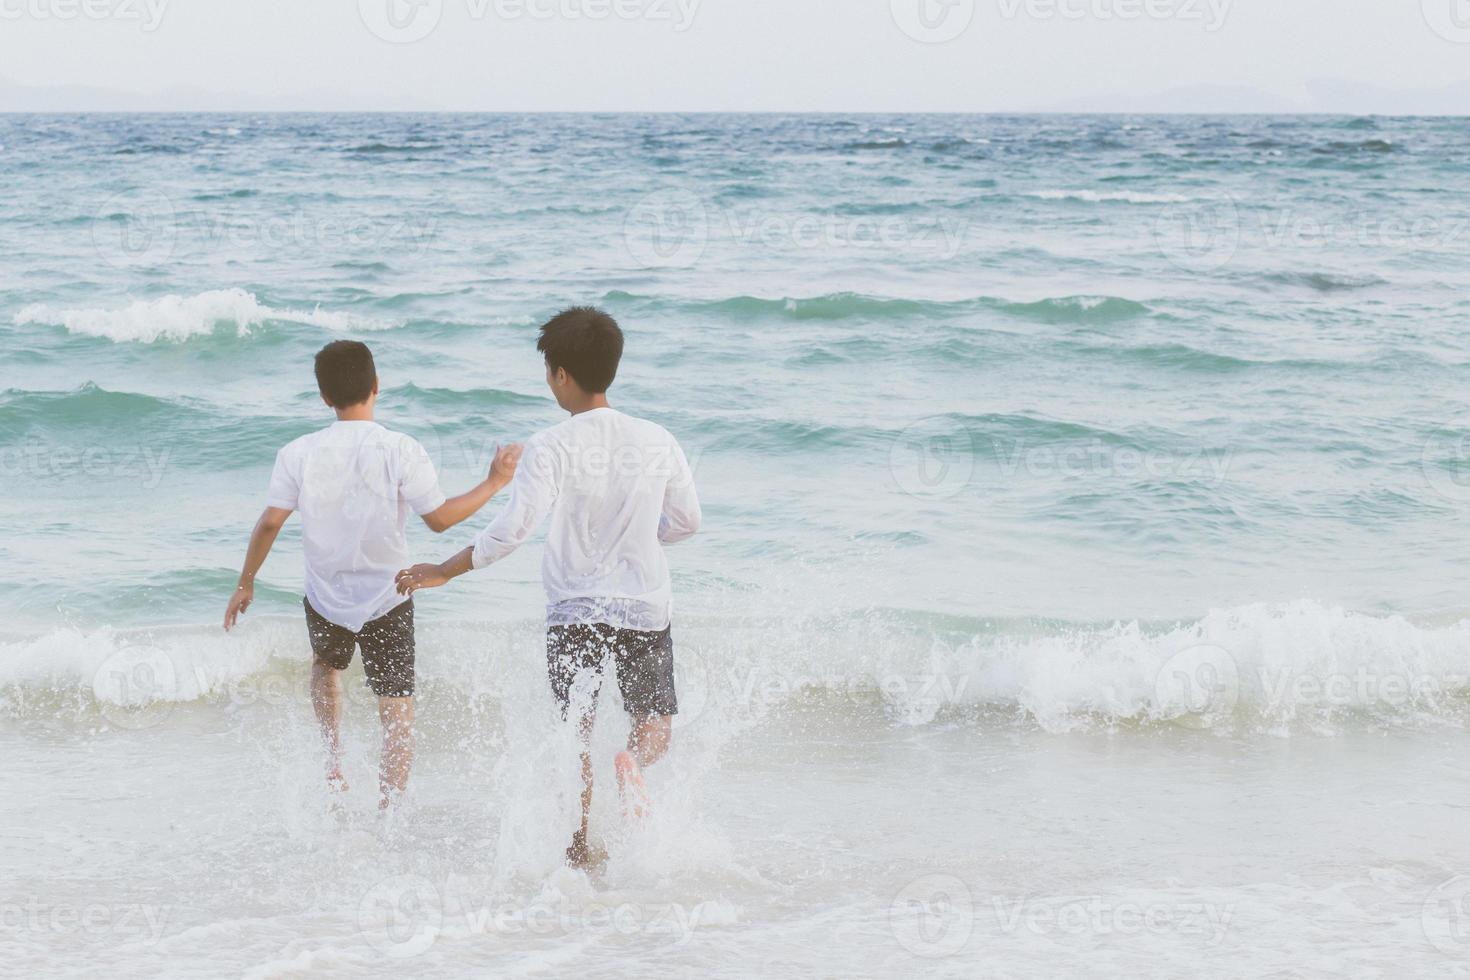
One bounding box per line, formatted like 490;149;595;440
269;420;444;631
472;407;700;630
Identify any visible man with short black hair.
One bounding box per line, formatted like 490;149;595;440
395;307;701;868
224;340;521;812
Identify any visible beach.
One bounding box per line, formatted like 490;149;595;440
4;112;1470;977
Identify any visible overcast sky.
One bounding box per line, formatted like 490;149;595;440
1;0;1468;112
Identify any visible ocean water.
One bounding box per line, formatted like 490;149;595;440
3;113;1470;978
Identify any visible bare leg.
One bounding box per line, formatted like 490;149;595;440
377;696;415;810
567;707;607;868
615;714;671;819
311;659;347;789
628;714;672;767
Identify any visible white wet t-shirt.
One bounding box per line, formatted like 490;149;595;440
266;420;446;632
471;407;701;631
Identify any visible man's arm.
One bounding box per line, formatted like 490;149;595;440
658;441;701;545
224;506;293;630
395;441;558;595
395;546;475;596
420;443;522;533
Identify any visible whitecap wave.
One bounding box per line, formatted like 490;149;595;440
956;600;1470;734
5;601;1468;738
14;288;398;343
1026;189;1195;204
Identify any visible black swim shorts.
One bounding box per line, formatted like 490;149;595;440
303;597;416;698
546;623;678;720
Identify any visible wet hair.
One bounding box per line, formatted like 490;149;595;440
536;307;624;394
314;340;377;408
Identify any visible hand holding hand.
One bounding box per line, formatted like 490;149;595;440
396;563;449;597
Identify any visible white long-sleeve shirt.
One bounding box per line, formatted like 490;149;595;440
471;407;701;630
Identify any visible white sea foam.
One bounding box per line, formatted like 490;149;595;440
4;601;1467;737
14;288;397;343
954;600;1470;734
1026;189;1194;204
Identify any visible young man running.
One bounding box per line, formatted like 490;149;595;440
394;308;701;867
224;340;521;810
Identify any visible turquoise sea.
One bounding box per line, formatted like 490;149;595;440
4;114;1470;978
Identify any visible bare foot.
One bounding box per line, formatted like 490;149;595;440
326;759;349;793
565;829;608;871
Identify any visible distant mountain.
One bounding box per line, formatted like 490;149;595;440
0;76;433;113
1;74;1466;115
1039;79;1470;115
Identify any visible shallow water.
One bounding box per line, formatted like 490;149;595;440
4;113;1470;976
